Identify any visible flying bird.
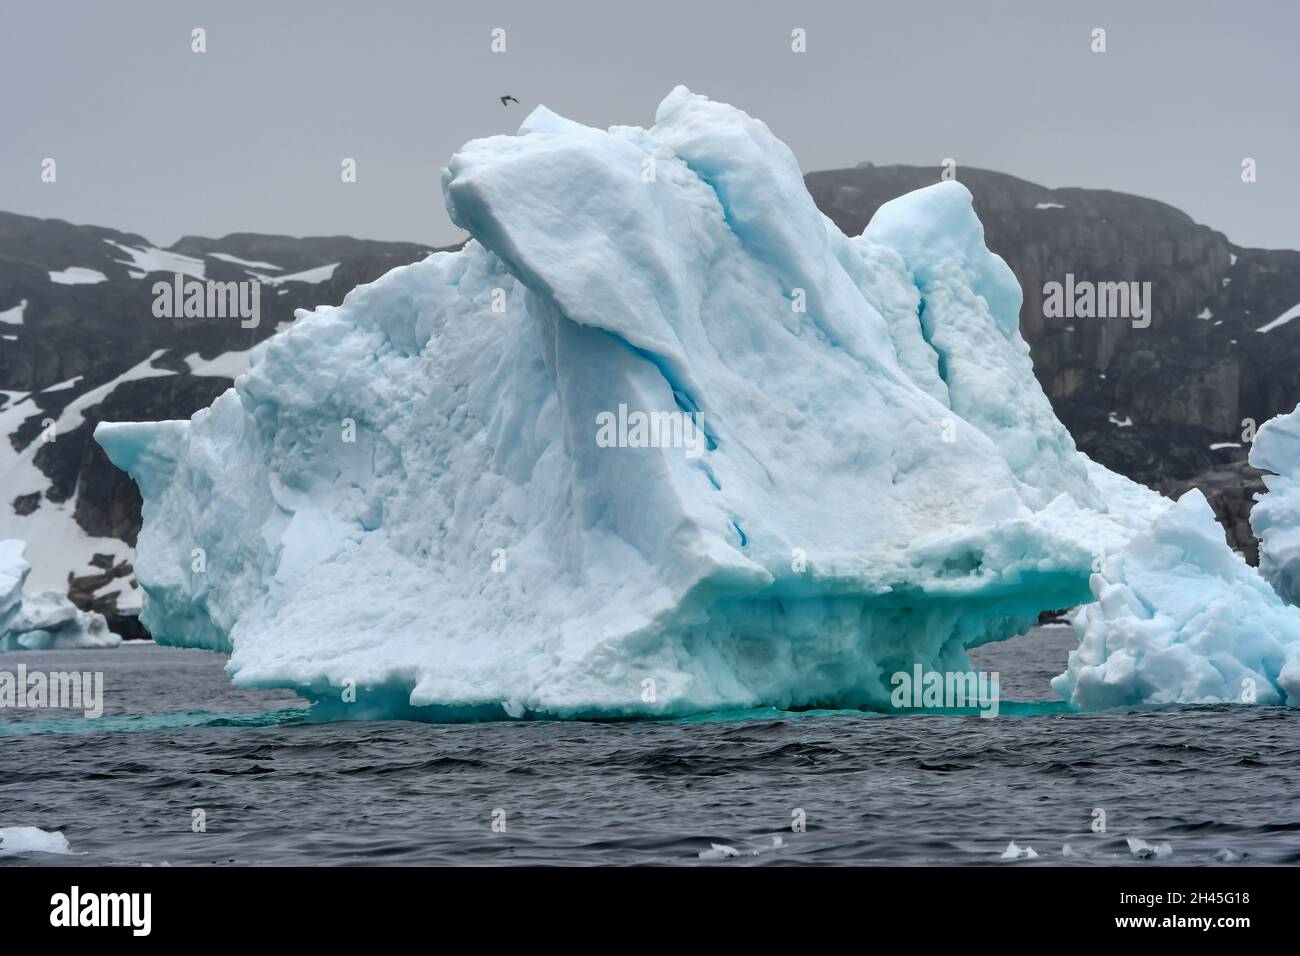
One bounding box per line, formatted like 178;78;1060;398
500;95;519;106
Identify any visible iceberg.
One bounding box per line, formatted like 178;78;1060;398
1249;402;1300;607
0;826;73;858
0;540;121;651
95;88;1164;719
1051;491;1300;708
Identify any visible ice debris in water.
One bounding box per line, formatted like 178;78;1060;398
698;843;741;860
1052;490;1300;708
0;826;73;857
1000;841;1038;860
1;540;120;652
1125;837;1172;860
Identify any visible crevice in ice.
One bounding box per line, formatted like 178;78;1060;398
602;327;720;452
914;293;949;388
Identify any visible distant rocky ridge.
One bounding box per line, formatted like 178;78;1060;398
1;165;1296;636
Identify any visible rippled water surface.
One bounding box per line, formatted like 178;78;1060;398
2;626;1298;865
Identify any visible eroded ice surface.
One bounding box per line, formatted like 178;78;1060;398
97;88;1164;719
1052;491;1300;708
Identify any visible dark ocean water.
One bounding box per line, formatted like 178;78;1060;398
1;625;1298;866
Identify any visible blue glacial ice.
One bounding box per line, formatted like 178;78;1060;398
1250;402;1300;607
95;88;1169;719
0;540;121;651
1053;402;1300;709
1051;491;1300;708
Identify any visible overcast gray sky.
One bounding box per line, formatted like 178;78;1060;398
1;0;1295;250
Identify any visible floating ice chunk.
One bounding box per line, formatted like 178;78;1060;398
0;826;73;857
1250;403;1300;607
1126;837;1172;859
96;88;1162;719
1001;841;1038;860
698;843;741;860
1052;491;1300;707
0;540;120;651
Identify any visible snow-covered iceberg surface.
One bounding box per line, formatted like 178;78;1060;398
1250;403;1300;607
1052;492;1300;708
0;540;121;652
96;88;1164;719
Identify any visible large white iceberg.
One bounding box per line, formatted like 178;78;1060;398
1250;402;1300;607
0;540;121;651
1052;491;1300;708
96;88;1164;719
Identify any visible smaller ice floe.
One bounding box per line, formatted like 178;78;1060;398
1214;848;1243;862
698;836;784;860
48;266;107;285
1126;837;1172;860
0;826;73;857
1000;841;1038;860
698;843;741;860
1108;412;1133;428
1250;403;1300;607
1035;202;1065;210
1209;442;1242;451
251;263;338;285
1052;491;1300;708
1198;307;1212;320
1061;844;1080;858
1;540;121;651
